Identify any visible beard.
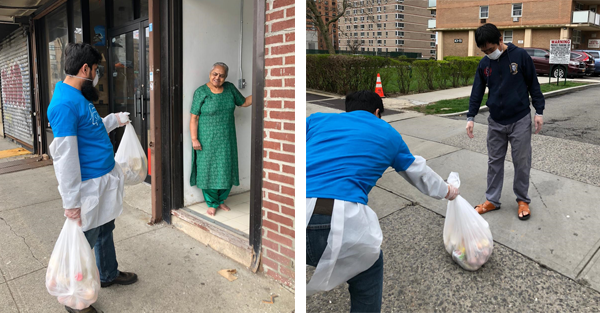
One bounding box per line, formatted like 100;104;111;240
81;79;99;102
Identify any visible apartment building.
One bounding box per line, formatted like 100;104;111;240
338;0;436;58
428;0;600;60
307;0;340;50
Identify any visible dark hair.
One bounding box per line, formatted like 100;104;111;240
345;90;384;116
64;43;102;75
475;24;501;48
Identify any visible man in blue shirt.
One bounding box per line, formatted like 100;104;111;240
466;24;544;221
306;91;459;312
48;43;137;313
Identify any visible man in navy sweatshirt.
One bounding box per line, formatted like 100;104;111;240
466;23;544;221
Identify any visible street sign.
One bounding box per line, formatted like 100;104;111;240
589;39;600;49
549;39;571;64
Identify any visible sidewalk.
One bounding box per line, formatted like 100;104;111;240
306;104;600;311
0;166;294;313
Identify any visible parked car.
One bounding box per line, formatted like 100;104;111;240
524;48;586;78
571;51;595;76
574;50;600;76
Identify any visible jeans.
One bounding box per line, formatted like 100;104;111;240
84;219;119;283
307;214;384;313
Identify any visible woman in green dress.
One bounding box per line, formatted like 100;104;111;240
189;62;253;216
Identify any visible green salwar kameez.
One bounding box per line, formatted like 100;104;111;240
190;82;246;203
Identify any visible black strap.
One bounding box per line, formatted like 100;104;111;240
313;198;334;216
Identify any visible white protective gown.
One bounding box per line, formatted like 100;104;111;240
51;113;125;232
306;156;449;295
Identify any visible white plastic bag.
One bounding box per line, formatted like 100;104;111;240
46;218;100;310
443;172;493;271
115;123;148;185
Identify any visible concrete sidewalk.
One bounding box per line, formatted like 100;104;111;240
0;166;294;313
381;115;600;290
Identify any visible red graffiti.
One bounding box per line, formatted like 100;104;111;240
1;63;25;108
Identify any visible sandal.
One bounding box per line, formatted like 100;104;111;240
474;200;500;214
518;201;531;220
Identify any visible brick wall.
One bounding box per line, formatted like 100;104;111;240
531;29;561;49
437;0;573;30
262;0;295;289
442;30;469;58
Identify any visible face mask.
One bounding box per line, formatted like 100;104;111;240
67;68;99;87
487;48;503;60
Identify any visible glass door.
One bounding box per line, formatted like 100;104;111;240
109;21;150;183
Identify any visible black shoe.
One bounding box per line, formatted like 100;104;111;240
101;271;138;288
65;305;102;313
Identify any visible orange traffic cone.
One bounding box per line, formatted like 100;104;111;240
375;73;385;98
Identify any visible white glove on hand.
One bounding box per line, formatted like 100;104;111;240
117;112;131;126
445;184;459;200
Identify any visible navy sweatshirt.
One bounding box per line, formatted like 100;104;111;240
468;43;545;125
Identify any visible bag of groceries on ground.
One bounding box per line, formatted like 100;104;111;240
46;214;100;310
443;172;493;271
115;123;148;185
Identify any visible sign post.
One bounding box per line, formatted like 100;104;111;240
549;39;571;86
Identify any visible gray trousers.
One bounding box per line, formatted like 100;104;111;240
486;113;532;207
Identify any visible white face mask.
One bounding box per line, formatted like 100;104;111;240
487;48;503;60
67;68;99;87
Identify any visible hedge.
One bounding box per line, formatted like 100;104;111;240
307;54;483;95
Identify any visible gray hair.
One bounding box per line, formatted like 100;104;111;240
212;62;229;77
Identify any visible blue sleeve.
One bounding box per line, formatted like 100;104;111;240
522;50;545;114
468;62;486;118
391;134;416;172
49;105;78;138
306;115;313;141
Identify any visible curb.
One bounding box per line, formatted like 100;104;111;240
437;83;600;117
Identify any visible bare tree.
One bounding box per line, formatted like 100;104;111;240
307;0;350;54
336;0;380;54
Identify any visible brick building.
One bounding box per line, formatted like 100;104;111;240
262;0;296;287
429;0;600;59
338;0;437;58
307;0;340;50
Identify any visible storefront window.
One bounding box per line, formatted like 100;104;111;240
113;0;149;28
89;0;110;117
73;0;83;42
45;4;68;100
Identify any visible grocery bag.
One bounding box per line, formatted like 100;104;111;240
46;217;100;310
115;123;148;185
443;172;493;271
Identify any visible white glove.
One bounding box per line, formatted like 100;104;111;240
445;184;459;200
117;112;131;126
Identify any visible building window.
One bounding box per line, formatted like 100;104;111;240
512;3;522;17
369;24;373;29
361;16;365;21
354;32;358;37
431;9;436;16
431;50;436;54
573;29;582;44
396;14;404;19
431;34;436;39
396;39;404;45
361;24;365;29
377;23;382;28
361;32;365;37
395;5;404;11
395;22;404;28
353;25;358;29
377;14;382;20
377;39;382;44
430;41;436;47
377;31;382;36
396;31;404;37
504;30;513;43
480;5;489;18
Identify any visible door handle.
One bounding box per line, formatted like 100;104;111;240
134;91;138;118
140;85;145;121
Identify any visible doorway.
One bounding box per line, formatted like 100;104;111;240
108;21;151;183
